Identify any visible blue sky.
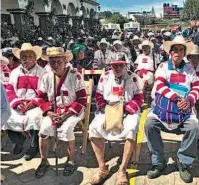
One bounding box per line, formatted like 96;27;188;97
98;0;184;17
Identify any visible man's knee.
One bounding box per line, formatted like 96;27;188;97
145;118;156;132
188;121;199;136
40;134;49;139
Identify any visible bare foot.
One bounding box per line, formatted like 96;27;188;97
89;168;109;185
116;170;128;185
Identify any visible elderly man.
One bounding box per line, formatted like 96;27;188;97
3;43;46;160
89;58;144;185
131;35;142;56
112;40;132;68
187;44;199;76
145;36;199;183
93;38;112;69
134;40;158;87
34;47;86;178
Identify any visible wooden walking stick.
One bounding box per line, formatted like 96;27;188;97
53;73;58;176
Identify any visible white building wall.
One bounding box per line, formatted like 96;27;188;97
1;0;98;25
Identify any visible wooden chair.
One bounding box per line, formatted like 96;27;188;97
82;69;105;76
78;79;93;154
82;69;105;87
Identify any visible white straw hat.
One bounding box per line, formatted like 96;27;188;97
12;43;42;60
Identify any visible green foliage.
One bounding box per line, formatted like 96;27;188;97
99;11;113;19
109;13;128;25
181;0;199;20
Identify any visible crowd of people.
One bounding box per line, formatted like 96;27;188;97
1;22;199;184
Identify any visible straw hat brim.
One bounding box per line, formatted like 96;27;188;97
109;61;127;65
163;41;194;54
98;41;109;47
0;56;9;65
42;53;73;62
139;42;154;50
12;46;42;60
187;52;199;56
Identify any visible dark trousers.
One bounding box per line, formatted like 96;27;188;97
145;117;199;166
7;130;39;149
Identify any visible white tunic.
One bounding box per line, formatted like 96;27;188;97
93;49;113;69
134;53;157;85
33;67;87;141
149;60;199;130
3;64;46;131
89;70;144;141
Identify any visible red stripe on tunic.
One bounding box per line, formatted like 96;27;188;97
6;84;14;91
161;88;171;96
17;76;38;90
191;81;199;87
128;101;139;112
156;77;166;83
125;105;135;114
95;92;106;110
170;93;178;101
192;87;199;91
11;100;23;109
156;83;165;91
6;84;18;103
189;91;198;100
76;89;87;105
188;95;195;106
125;93;144;114
70;101;83;115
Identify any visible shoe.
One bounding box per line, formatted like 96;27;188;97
176;158;193;183
147;162;167;179
35;159;50;178
24;147;39;161
63;162;76;176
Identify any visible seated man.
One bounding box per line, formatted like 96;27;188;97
3;43;46;160
89;59;144;185
134;40;157;88
145;36;199;183
34;47;87;178
187;44;199;118
93;38;112;69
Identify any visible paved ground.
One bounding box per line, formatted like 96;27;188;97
1;109;199;185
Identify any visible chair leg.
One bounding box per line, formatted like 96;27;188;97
1;131;8;150
81;124;88;154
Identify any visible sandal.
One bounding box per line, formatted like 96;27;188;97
89;169;109;185
35;159;50;178
116;171;128;185
63;162;76;176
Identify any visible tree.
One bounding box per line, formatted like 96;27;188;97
181;0;199;20
109;13;128;25
99;11;113;19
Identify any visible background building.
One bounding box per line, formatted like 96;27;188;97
1;0;100;36
126;7;155;25
163;3;183;19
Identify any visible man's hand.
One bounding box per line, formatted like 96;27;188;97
17;103;26;113
47;111;61;122
177;98;191;111
26;103;36;111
